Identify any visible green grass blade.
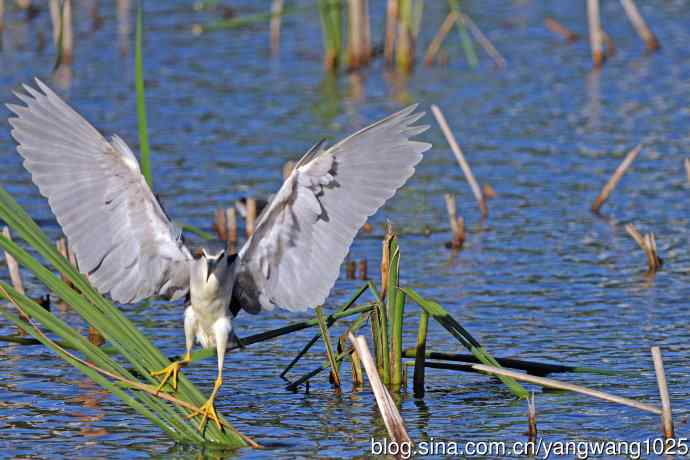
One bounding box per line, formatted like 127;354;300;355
315;306;341;387
402;287;528;398
135;0;152;187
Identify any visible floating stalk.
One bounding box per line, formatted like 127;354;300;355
651;347;674;438
473;363;660;414
591;144;641;213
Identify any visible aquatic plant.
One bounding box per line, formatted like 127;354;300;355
0;186;252;447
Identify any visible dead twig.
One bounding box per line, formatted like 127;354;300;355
443;194;465;250
591;144;642;213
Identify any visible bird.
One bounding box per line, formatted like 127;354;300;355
6;79;431;431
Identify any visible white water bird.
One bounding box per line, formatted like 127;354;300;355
7;79;431;430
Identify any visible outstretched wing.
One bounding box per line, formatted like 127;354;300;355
232;105;430;313
7;79;192;303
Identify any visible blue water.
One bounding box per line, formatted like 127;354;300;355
0;1;689;458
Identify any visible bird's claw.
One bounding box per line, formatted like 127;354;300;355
187;396;222;432
150;356;189;393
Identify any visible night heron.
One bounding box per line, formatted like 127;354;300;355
7;79;431;430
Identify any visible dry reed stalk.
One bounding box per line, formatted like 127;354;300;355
2;227;25;295
56;238;71;285
270;0;284;55
602;29;616;58
544;17;579;43
527;393;537;444
358;258;367;280
347;0;371;69
227;208;238;253
587;0;604;67
0;0;4;36
350;345;364;385
346;260;356;279
348;332;411;445
117;0;130;55
395;0;416;73
624;224;662;273
619;0;659;51
213;208;228;241
651;347;674;439
362;221;373;233
458;12;506;68
482;183;496;199
685;158;690;184
384;0;398;64
424;11;457;66
432;105;487;217
473;363;661;414
50;0;74;65
245;197;256;237
444;194;465;250
591;144;641;213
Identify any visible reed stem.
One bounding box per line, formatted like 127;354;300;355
651;347;674;438
432;105;487;217
619;0;659;51
348;333;411;445
316;306;341;387
412;310;429;397
587;0;604;67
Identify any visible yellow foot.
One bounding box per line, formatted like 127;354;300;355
187;395;222;432
150;354;190;393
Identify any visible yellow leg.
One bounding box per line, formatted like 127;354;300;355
150;352;191;393
186;373;223;431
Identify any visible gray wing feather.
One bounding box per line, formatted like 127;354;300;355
7;79;192;303
234;105;431;312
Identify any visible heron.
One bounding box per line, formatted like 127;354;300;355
6;79;431;431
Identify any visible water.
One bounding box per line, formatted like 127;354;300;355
1;1;689;458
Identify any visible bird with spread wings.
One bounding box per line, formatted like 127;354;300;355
7;79;431;431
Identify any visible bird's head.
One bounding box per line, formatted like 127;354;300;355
201;247;227;283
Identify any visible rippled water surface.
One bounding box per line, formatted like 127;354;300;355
1;1;689;458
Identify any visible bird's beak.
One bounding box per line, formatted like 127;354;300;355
206;259;216;282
